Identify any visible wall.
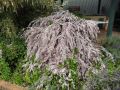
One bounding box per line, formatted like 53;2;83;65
63;0;112;15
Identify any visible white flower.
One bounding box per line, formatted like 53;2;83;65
92;69;98;74
60;68;66;74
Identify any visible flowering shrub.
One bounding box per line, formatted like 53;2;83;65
24;10;101;78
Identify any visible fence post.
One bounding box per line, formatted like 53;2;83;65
107;0;119;37
97;0;102;14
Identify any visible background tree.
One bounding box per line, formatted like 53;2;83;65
0;0;54;27
0;0;54;13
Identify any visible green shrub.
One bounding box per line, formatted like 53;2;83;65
0;58;11;80
1;38;26;72
24;68;41;85
11;70;24;85
25;57;85;90
87;37;120;90
0;17;16;43
0;0;54;86
0;16;26;84
0;37;26;85
10;62;25;85
103;37;120;60
87;58;120;90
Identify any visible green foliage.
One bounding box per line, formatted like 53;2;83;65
0;20;26;84
24;68;41;85
64;58;85;90
0;38;26;85
0;0;55;87
0;0;54;86
0;17;16;43
0;0;54;13
0;0;54;28
87;37;120;90
102;37;120;76
0;12;27;85
26;57;85;90
1;38;26;72
0;58;11;80
88;59;120;90
103;37;120;60
11;64;24;85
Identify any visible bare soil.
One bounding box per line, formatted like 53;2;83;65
0;80;27;90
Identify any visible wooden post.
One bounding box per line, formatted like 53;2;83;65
107;0;119;37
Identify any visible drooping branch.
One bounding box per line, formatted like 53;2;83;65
24;10;101;77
